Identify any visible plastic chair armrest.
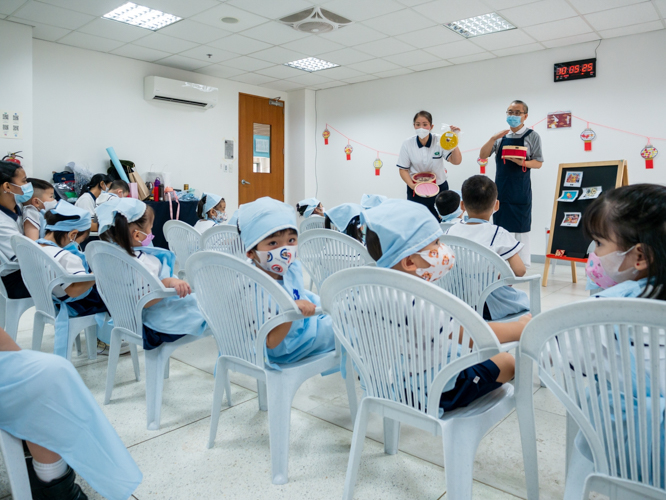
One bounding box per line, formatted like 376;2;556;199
499;340;519;352
504;274;541;286
59;274;97;285
0;262;20;273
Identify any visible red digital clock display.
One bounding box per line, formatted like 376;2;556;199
554;58;596;82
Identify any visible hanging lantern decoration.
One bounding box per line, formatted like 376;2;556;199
322;127;330;145
641;143;658;169
373;157;383;176
477;157;488;175
580;128;596;151
344;143;353;161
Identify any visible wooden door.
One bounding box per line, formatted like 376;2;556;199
238;93;284;204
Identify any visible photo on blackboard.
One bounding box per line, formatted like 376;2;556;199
579;186;602;200
561;212;581;227
563;171;583;187
558;190;579;202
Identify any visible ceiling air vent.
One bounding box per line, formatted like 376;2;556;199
279;7;352;34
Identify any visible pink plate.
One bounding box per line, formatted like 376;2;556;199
414;182;439;198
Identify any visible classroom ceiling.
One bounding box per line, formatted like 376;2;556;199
2;0;665;91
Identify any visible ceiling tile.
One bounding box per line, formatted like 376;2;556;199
499;0;578;28
343;74;379;83
7;17;70;41
78;18;153;43
194;64;247;78
482;0;541;8
11;0;94;29
287;73;334;85
313;65;365;80
372;67;413;78
425;39;486;58
584;3;659;31
226;0;314;20
36;0;122;16
354;37;416;57
207;34;272;55
265;80;306;91
408;60;452;71
655;0;666;17
469;28;536;50
250;46;307;64
395;0;432;6
395;25;462;47
383;49;441;66
222;56;276;71
319;22;387;46
229;73;278;85
491;42;544;56
568;0;648;15
599;19;663;38
154;54;210;71
319;0;405;21
346;58;401;73
280;35;345;56
239;21;310;45
361;9;437;36
313;81;348;89
523;17;594;41
542;32;599;48
110;44;171;62
191;3;268;32
315;47;374;65
447;52;495;64
158;19;231;44
413;0;493;24
178;45;239;63
255;64;307;79
140;0;220;18
0;0;27;16
134;33;199;53
58;31;125;52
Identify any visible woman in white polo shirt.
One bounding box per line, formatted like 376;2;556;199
397;110;462;219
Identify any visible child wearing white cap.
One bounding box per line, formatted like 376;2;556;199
194;192;227;233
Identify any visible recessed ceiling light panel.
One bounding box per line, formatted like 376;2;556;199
221;17;239;24
285;57;339;72
445;12;515;38
103;2;181;31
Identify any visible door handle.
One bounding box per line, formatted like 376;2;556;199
241;179;251;185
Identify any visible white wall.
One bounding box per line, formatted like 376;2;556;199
312;29;666;256
0;20;33;173
32;39;287;214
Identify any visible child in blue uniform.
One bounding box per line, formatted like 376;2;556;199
194;192;226;233
360;193;387;210
434;189;464;223
296;197;324;218
324;202;364;242
238;197;335;367
97;198;206;350
362;199;530;412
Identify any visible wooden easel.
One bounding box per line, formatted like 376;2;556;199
543;160;628;287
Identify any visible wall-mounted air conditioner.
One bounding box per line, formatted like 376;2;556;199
144;76;218;109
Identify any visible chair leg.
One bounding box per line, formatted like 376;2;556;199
75;333;82;356
164;357;170;379
342;399;370;500
104;332;123;405
208;358;229;449
32;315;46;351
266;375;299;485
257;380;268;411
85;325;97;360
441;421;484;500
129;343;140;382
563;440;594;500
344;355;358;423
3;302;22;342
144;348;167;430
0;430;31;500
383;417;401;455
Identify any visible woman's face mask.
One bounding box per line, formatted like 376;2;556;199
586;246;638;289
414;243;456;283
255;245;297;276
415;128;430;139
9;182;34;204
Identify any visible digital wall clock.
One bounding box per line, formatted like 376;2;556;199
554;58;596;82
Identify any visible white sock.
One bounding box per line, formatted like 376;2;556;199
33;458;68;483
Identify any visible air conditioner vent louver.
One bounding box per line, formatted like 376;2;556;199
279;7;352;33
144;76;218;110
152;96;208;107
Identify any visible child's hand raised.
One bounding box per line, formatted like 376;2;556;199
163;278;192;298
295;299;316;317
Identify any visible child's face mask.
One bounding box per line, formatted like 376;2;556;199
414;243;455;283
586;247;638;289
255;245;297;276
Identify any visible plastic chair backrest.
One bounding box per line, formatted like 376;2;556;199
519;298;666;486
440;221;457;233
584;473;666;500
85;241;167;340
0;250;18;300
163;220;201;268
298;229;374;292
11;235;66;319
186;251;298;368
201;224;245;259
320;267;501;417
299;215;325;233
438;235;515;313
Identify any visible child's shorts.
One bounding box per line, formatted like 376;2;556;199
439;359;501;412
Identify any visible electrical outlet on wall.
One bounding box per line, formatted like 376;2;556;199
221;163;233;173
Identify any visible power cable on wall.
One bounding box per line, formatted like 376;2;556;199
314;89;319;198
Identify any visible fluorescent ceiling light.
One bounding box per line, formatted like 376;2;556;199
103;2;181;31
285;57;339;73
445;12;515;38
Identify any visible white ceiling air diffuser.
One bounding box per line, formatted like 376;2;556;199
279;7;352;34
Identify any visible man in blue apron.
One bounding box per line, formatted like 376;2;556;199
479;100;543;267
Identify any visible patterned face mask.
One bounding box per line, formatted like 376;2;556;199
586;246;638;289
255;245;297;276
414;243;455;282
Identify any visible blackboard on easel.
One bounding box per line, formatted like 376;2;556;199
543;160;628;286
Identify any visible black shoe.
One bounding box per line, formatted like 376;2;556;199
26;458;88;500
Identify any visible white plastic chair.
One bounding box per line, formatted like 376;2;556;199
320;267;518;500
201;224;245;259
0;429;31;500
439;234;541;321
86;241;209;430
298;229;375;293
515;298;666;500
299;215;325;233
583;473;666;500
0;251;33;341
440;221;457;233
163;220;201;279
186;251;357;485
11;235;104;361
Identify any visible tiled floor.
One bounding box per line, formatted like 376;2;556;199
0;262;590;500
